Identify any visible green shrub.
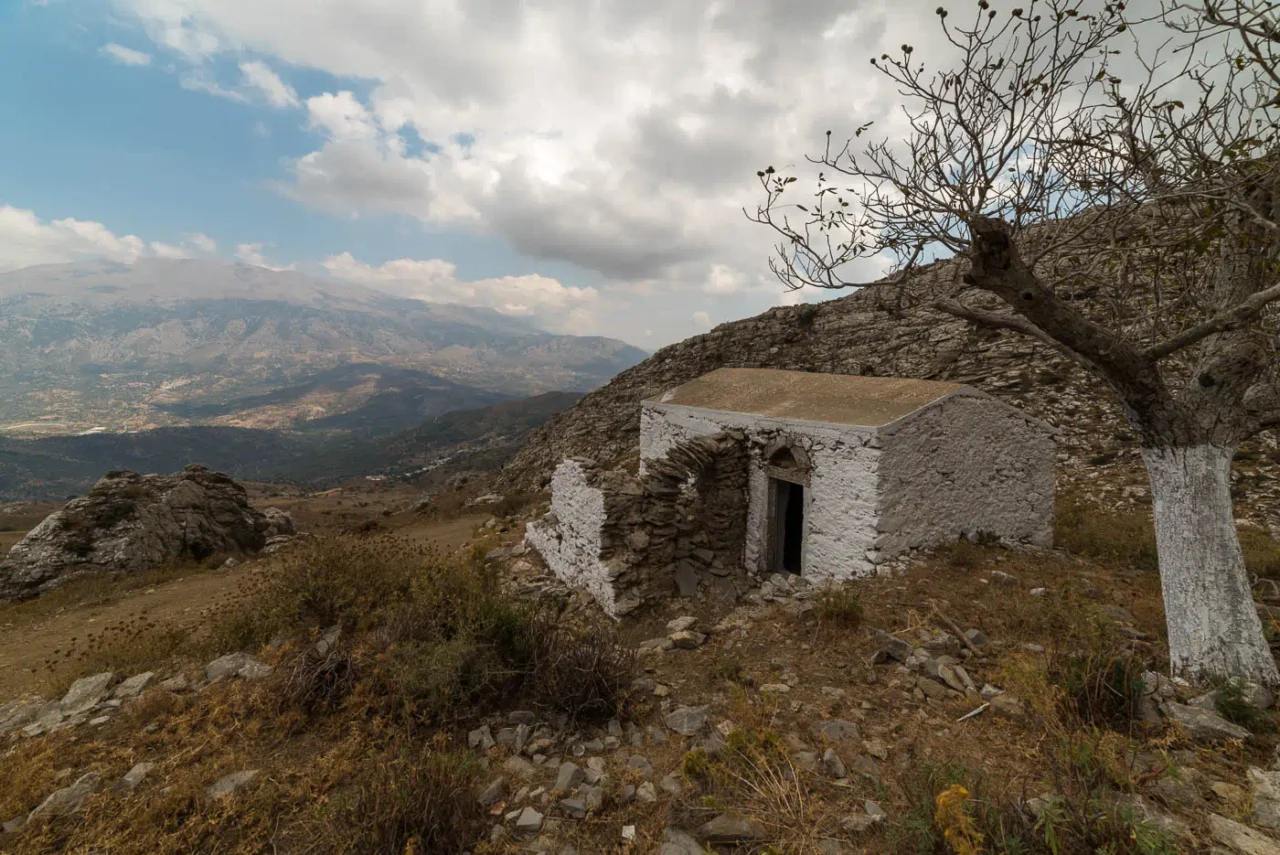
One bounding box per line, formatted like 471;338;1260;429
1214;679;1274;732
1049;648;1146;729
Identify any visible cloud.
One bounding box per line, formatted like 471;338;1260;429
323;251;599;333
184;232;217;253
238;60;298;108
235;241;296;271
111;0;908;298
0;205;219;271
692;310;712;329
101;43;151;66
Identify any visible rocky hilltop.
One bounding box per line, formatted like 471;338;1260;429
0;464;294;601
502;260;1280;524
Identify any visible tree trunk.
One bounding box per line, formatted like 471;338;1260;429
1141;445;1280;686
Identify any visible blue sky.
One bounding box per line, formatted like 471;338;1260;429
0;2;582;283
0;0;908;346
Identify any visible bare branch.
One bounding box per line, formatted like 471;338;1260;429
1146;278;1280;359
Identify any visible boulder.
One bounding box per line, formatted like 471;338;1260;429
1163;702;1250;742
1209;813;1280;855
261;507;295;538
0;466;277;601
205;653;272;683
27;773;100;822
60;673;115;716
207;769;259;799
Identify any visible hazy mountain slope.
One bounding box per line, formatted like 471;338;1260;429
0;392;582;500
0;427;310;500
275;391;583;486
156;363;510;435
0;259;646;434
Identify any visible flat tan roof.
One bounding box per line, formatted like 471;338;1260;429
646;368;969;427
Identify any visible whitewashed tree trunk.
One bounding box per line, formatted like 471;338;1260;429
1142;445;1280;687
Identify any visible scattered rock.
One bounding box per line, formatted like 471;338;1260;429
111;762;155;795
989;570;1019;586
60;672;115;715
812;720;860;742
1251;768;1280;832
207;770;259;799
665;706;709;736
823;748;847;778
28;773;100;821
660;828;705;855
1209;813;1280;855
841;800;887;833
113;672;155;700
696;813;767;844
1163;702;1250;742
514;806;544;835
205;653;272;683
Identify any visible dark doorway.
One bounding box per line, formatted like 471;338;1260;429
772;479;805;574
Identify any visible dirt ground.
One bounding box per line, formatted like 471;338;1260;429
0;498;489;700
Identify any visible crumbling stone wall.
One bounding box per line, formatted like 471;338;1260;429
525;432;749;617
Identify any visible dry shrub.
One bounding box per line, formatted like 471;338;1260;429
1241;527;1280;578
1055;497;1159;572
229;534;638;725
40;617;198;696
277;641;360;716
333;736;484;854
209;535;432;651
533;618;638;721
681;726;808;841
814;584;864;631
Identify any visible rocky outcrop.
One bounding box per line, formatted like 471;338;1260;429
0;464;287;601
500;255;1280;528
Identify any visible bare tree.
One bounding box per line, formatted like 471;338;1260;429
752;0;1280;685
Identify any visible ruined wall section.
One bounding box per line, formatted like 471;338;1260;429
526;431;750;617
875;392;1055;554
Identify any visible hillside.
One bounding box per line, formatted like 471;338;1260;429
155;363;510;435
273;391;583;486
0;393;581;500
501;258;1280;525
0;259;646;435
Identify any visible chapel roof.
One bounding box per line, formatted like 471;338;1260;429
644;368;970;427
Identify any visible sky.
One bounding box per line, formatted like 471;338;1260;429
0;0;1001;347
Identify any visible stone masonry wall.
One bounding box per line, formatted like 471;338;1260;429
526;432;750;617
875;392;1055;555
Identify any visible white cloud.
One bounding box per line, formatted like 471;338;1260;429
692;310;712;329
239;60;298;108
110;0;910;302
0;205;219;272
323;251;599;333
235;241;295;271
101;43;151;66
184;232;217;253
121;0;1144;343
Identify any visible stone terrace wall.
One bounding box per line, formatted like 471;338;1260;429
525;432;749;617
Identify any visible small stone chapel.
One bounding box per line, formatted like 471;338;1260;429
525;368;1055;617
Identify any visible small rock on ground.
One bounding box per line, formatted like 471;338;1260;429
207;770;260;799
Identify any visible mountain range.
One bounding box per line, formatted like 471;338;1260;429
0;259;646;437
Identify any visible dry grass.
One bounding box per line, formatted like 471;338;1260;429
0;562;199;627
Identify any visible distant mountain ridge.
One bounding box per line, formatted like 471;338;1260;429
0;391;582;500
0;259;646;435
